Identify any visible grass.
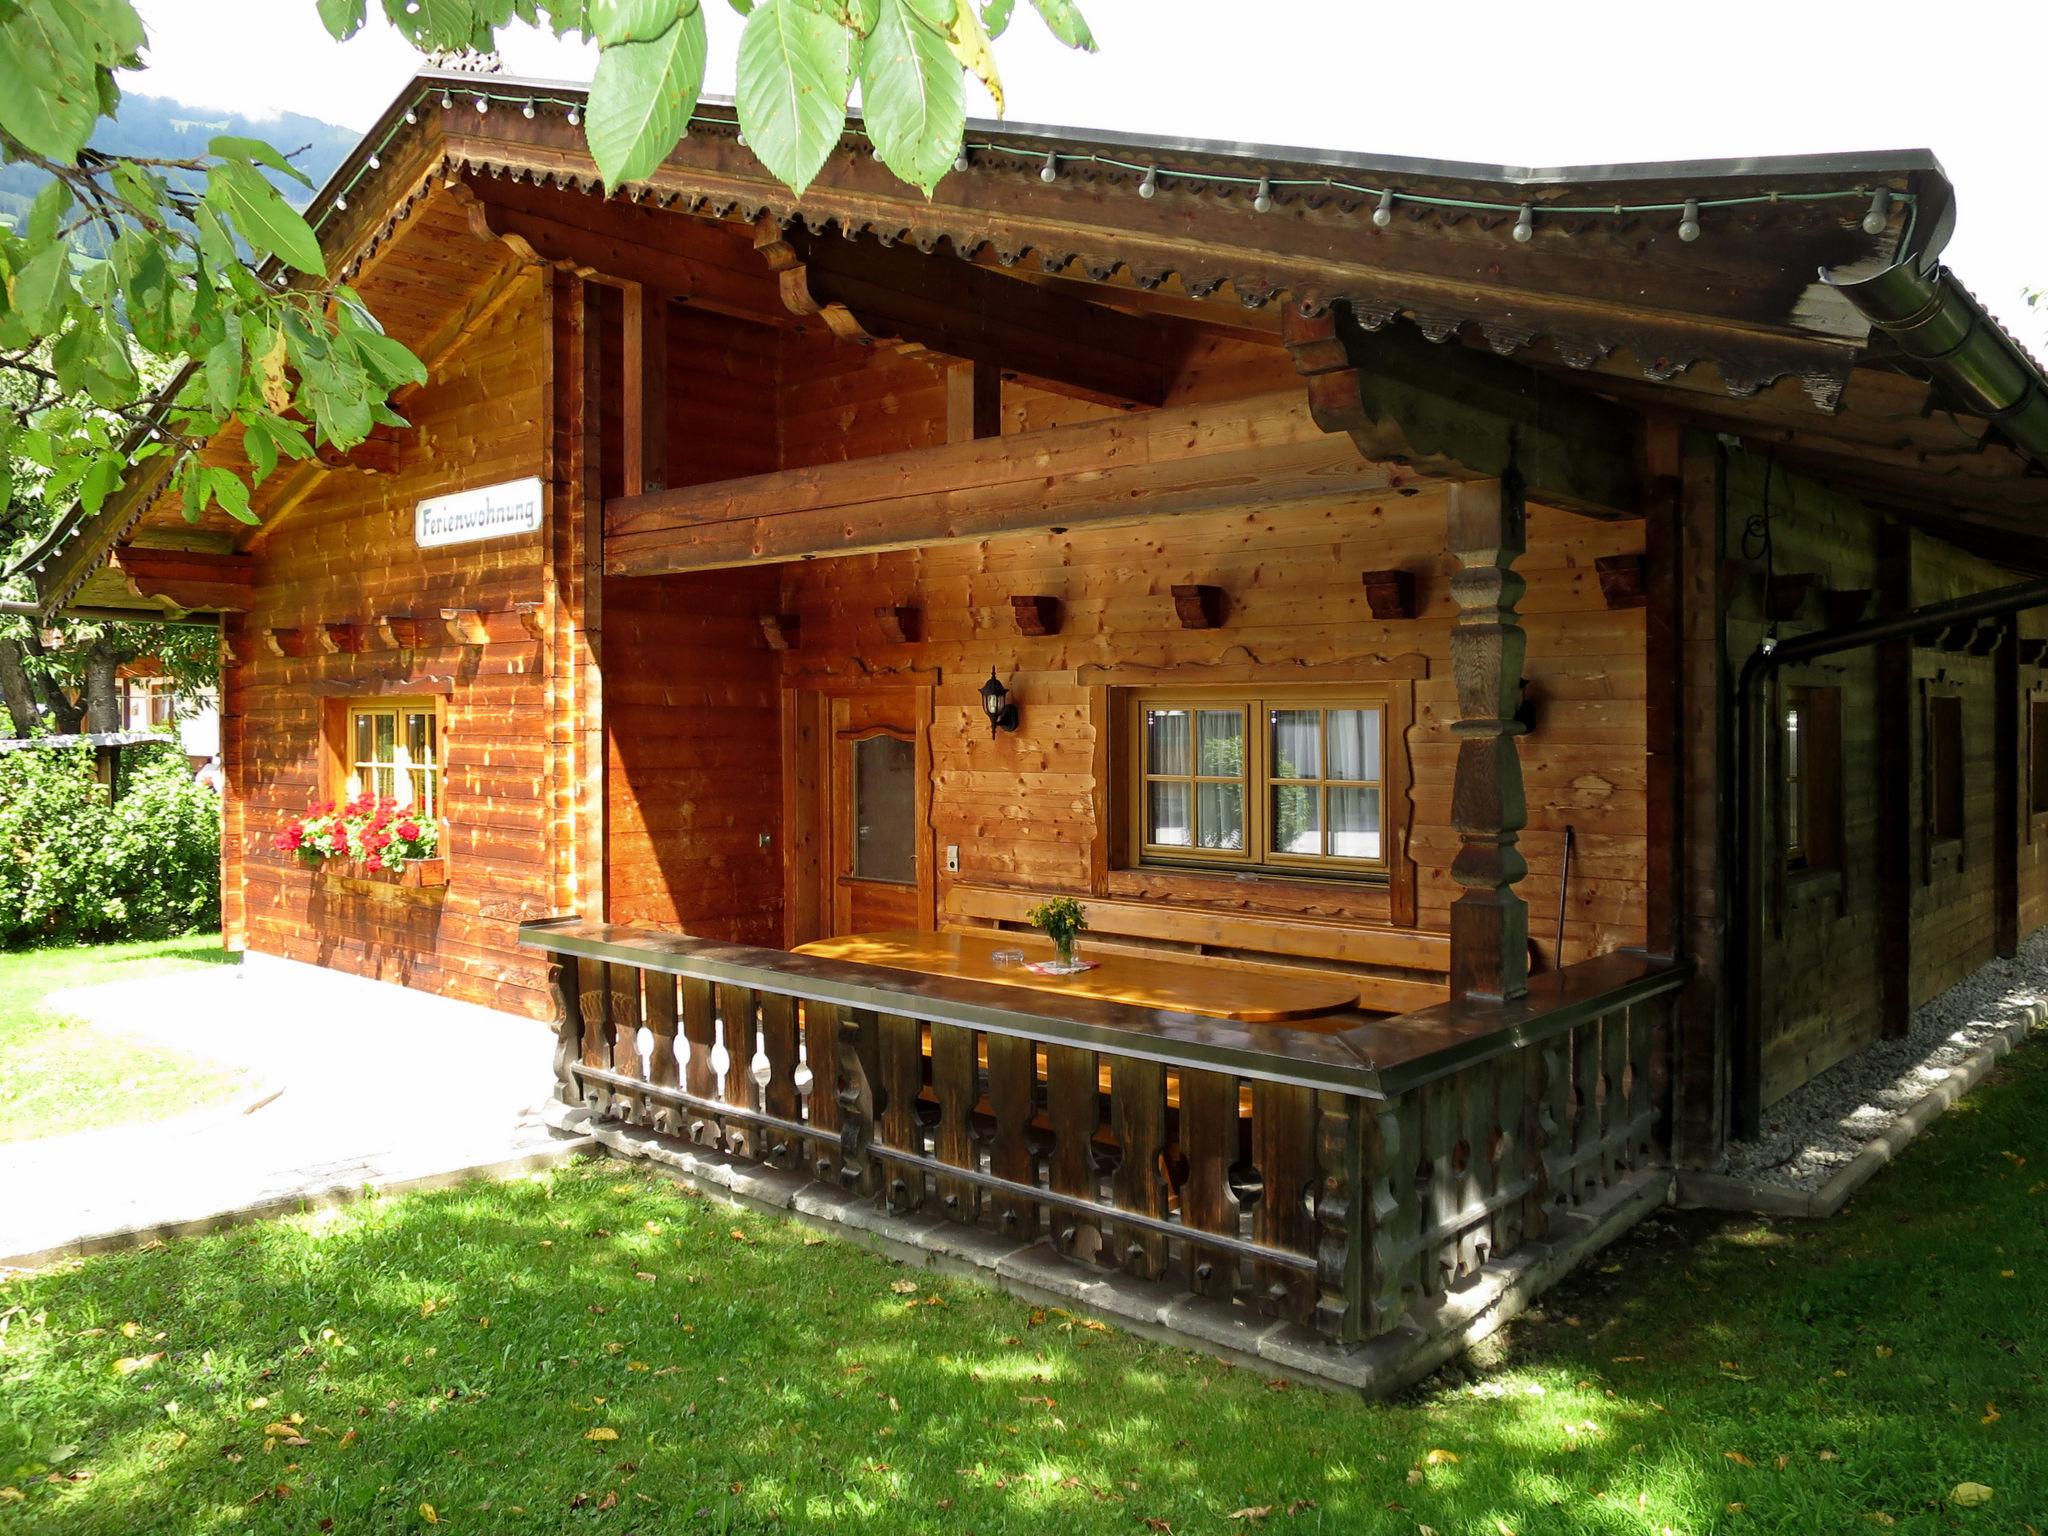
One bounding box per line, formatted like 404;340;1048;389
0;936;243;1144
0;1042;2041;1535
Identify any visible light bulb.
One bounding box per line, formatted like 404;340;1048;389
1040;150;1058;183
474;96;488;113
1138;166;1157;199
1862;187;1891;236
953;150;970;174
1512;204;1534;243
1252;175;1272;213
1372;189;1394;228
367;153;380;170
1678;198;1701;243
334;195;348;211
522;100;535;119
566;105;580;127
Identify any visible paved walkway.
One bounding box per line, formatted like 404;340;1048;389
0;956;568;1267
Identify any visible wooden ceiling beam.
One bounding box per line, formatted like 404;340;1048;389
106;547;255;613
604;388;1440;577
757;223;1178;407
1284;304;1641;518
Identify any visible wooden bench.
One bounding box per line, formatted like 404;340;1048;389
942;882;1460;1018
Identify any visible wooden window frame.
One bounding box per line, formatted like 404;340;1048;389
1782;683;1843;876
1921;679;1965;882
321;695;447;820
1117;682;1410;888
2028;681;2048;838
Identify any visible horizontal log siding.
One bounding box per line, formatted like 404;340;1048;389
227;267;557;1019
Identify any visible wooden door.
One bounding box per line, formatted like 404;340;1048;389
826;691;931;938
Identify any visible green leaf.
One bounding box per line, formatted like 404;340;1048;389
587;0;687;44
352;329;428;390
204;466;258;525
549;0;592;36
381;0;477;47
26;178;74;246
47;0;146;65
942;0;1000;112
207;160;327;276
77;453;121;517
203;312;244;418
735;0;853;197
10;240;75;335
726;0;752;11
209;134;313;189
858;0;962;196
0;3;101;161
980;0;1011;37
1025;0;1091;49
585;7;709;188
317;0;368;39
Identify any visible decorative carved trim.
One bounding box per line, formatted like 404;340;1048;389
1170;584;1226;630
1011;595;1062;636
759;612;800;650
1764;573;1815;622
1360;569;1416;620
874;604;921;644
440;608;490;645
265;627;308;658
1822;586;1872;628
1592;554;1646;610
317;622;370;654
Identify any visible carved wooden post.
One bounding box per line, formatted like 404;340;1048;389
549;957;583;1104
1446;476;1531;1002
837;1007;883;1199
1312;1090;1369;1343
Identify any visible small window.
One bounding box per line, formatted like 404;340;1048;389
850;733;916;885
1129;688;1391;877
1783;685;1841;872
1926;692;1964;844
2030;700;2048;816
346;701;441;815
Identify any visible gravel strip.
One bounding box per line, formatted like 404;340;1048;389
1725;929;2048;1192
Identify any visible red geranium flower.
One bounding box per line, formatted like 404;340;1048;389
332;826;349;853
365;855;383;872
396;820;421;842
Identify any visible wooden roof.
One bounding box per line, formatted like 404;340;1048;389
21;68;2047;612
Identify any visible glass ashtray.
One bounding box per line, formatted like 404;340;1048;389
989;949;1028;968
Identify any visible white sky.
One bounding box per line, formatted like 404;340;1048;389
125;0;2048;351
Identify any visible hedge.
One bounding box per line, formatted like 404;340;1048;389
0;742;221;947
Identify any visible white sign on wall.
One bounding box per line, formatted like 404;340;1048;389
414;476;544;548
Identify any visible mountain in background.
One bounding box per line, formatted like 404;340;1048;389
0;93;360;227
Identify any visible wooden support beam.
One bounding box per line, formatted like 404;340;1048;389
107;547;255;613
945;360;1003;443
1445;477;1530;1003
1823;587;1872;627
1593;553;1646;611
440;608;490;646
759;613;800;650
1011;595;1062;637
514;601;547;642
317;621;370;654
376;614;439;649
1875;521;1913;1039
2018;638;2048;667
1282;305;1639;518
620;284;669;498
265;627;308;658
1995;612;2020;958
1764;573;1815;622
1170;584;1226;630
604;390;1416;577
758;221;1175;408
1360;569;1416;620
874;604;920;644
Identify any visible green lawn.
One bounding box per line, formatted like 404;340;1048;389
0;936;243;1145
1;1041;2040;1534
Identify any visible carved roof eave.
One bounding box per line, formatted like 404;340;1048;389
421;115;1874;412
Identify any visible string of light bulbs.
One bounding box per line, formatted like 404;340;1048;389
312;81;1915;250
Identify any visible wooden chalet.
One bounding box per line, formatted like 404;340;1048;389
14;69;2048;1385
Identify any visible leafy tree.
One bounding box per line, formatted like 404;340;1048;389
0;0;1091;578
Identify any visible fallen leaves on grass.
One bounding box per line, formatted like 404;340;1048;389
1982;1402;2001;1424
585;1428;619;1442
1950;1483;1995;1508
1723;1452;1753;1467
113;1352;164;1376
1423;1449;1460;1466
418;1503;438;1524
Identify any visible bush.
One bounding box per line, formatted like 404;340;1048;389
0;742;220;946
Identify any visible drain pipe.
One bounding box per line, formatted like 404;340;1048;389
1730;572;2048;1138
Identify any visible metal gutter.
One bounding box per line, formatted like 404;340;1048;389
1824;259;2048;466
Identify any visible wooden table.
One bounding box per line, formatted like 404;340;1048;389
792;929;1358;1024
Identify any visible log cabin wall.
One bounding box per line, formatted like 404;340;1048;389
226;265;559;1018
772;483;1650;968
1730;450;2048;1105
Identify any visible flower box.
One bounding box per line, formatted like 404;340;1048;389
316;857;447;889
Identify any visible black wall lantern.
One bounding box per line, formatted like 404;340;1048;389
980;668;1019;737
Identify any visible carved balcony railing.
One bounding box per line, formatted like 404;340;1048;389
521;919;1687;1347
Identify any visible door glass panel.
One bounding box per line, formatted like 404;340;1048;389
1146;708;1190;776
1196;781;1244;850
1148;780;1192;847
1329;786;1381;860
851;735;916;885
1272;784;1320;854
1327;708;1380;781
1270;709;1320;779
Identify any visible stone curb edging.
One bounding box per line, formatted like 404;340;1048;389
549;1099;1673;1397
0;1138;595;1274
1677;1002;2046;1219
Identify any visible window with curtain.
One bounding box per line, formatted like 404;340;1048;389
1129;689;1390;876
347;701;441;815
1783;684;1841;872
